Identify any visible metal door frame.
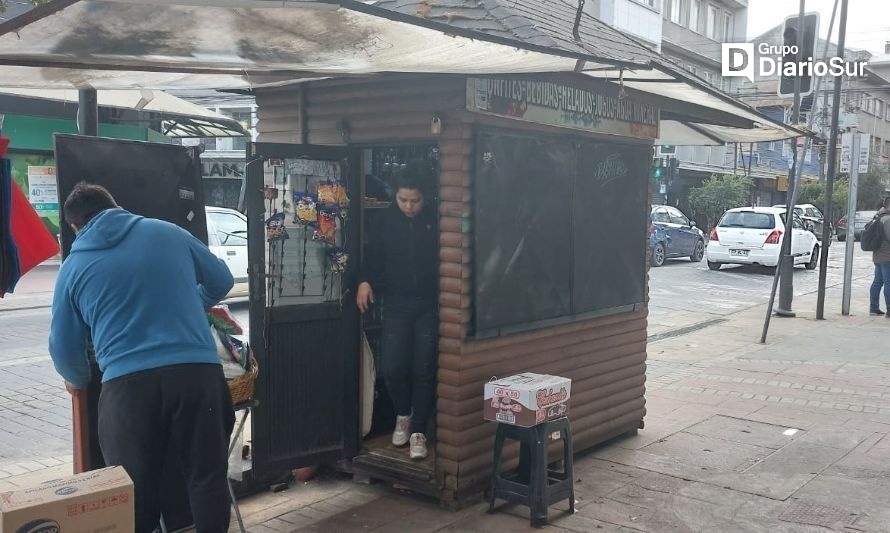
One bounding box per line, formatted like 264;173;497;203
246;142;362;473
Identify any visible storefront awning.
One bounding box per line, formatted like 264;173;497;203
0;87;248;137
0;0;807;144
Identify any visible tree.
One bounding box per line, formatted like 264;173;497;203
688;174;753;231
858;157;890;210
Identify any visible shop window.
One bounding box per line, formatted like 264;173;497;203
473;131;647;335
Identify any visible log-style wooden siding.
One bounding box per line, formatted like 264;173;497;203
254;74;649;503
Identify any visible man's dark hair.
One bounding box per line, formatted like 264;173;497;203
394;159;433;197
63;182;118;228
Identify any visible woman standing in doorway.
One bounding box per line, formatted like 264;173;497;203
356;161;438;460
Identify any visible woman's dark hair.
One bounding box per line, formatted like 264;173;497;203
394;159;433;197
63;182;118;228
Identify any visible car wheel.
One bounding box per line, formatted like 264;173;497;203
707;260;721;271
806;246;819;270
651;243;666;267
690;239;705;263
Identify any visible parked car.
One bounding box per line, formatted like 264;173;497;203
649;205;705;267
206;206;249;298
705;207;819;270
772;203;830;241
836;210;877;241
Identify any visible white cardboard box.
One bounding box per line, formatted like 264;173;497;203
0;466;134;533
484;373;571;427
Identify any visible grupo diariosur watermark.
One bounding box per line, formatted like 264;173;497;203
722;42;867;84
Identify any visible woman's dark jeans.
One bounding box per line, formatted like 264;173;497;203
380;294;438;435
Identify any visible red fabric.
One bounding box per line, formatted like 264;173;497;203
0;137;9;158
10;180;59;275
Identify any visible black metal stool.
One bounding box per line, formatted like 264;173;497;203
488;416;575;527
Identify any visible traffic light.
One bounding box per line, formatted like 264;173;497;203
651;158;665;179
778;12;819;97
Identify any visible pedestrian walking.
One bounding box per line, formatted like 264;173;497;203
49;183;235;532
356;161;438;460
868;197;890;316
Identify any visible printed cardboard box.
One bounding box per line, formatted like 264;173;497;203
0;466;134;533
484;373;571;427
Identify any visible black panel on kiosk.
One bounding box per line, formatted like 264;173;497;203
54;134;208;530
55;134;208;255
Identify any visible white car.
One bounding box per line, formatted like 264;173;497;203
206;206;249;298
705;207;820;271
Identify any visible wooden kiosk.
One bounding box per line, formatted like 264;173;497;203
246;73;655;503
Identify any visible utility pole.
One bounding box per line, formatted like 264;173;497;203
776;0;807;317
841;129;860;315
817;0;848;319
77;89;98;136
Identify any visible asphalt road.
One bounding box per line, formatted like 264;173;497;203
648;242;875;326
0;243;878;479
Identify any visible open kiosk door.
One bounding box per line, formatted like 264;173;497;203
246;144;361;474
54;134;208;530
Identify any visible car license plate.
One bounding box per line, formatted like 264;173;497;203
730;249;749;257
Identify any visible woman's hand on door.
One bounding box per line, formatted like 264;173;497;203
356;282;375;313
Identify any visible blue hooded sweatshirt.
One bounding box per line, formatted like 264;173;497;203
49;208;234;388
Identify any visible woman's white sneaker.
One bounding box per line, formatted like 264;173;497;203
392;415;411;447
409;433;428;460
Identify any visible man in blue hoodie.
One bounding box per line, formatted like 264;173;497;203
49;183;235;533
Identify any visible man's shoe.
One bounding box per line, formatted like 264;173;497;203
392;415;411;447
870;309;885;316
409;433;428;460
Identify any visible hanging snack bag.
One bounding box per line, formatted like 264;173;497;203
332;182;350;216
293;192;318;225
317;181;337;206
327;247;348;273
265;212;289;241
313;206;339;244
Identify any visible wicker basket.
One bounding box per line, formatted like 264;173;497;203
228;352;258;405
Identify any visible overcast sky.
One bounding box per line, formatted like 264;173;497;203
747;0;890;54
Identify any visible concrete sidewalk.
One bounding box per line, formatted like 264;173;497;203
0;271;886;532
228;278;890;533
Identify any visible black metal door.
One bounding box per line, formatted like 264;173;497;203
247;143;361;473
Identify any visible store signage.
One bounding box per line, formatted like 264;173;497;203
466;77;659;140
27;166;58;217
202;161;245;178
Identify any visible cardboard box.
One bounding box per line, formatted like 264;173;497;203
484;373;572;427
0;466;134;533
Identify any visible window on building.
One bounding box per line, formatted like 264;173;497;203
689;0;701;32
877;100;885;120
670;0;683;24
723;12;733;40
226;109;253;152
200;137;217;151
770;141;777;151
702;71;713;85
884;140;890;155
706;5;718;39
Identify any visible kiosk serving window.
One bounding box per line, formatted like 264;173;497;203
473;131;647;336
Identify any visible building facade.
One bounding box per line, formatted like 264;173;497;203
737;25;890;205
